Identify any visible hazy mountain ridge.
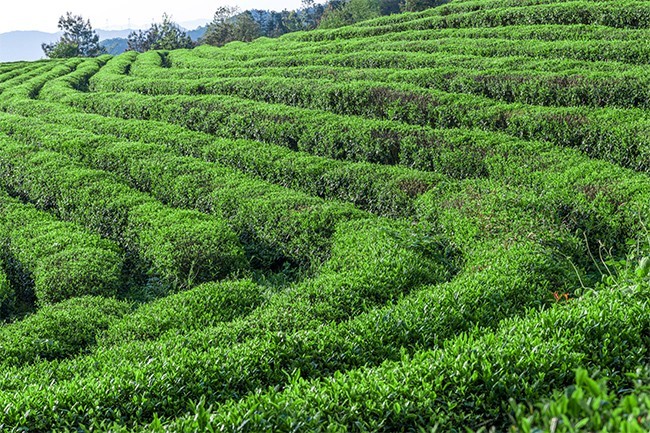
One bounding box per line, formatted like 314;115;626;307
0;27;207;62
0;31;61;62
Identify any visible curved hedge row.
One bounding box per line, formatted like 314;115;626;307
0;111;367;268
56;89;650;173
100;279;263;346
0;57;84;100
46;57;650;178
0;192;124;308
10;81;650;255
0;296;130;368
0;223;574;430
95;67;650;111
0;62;60;95
2;98;443;218
184;35;650;68
0;137;247;295
295;0;650;41
183;281;650;432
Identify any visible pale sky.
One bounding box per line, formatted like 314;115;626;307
1;0;305;33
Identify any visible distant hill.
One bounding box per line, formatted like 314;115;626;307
0;31;60;62
179;18;210;30
0;26;209;62
100;38;129;56
187;26;207;42
0;29;135;62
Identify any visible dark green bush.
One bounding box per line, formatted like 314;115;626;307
0;197;124;306
0;139;248;293
128;203;248;288
33;248;123;304
0;296;130;368
323;218;455;292
512;367;650;432
101;279;263;345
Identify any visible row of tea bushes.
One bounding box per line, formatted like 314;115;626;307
3;97;443;218
0;137;247;296
166;277;650;432
0;221;577;430
0;191;123;314
0;111;367;269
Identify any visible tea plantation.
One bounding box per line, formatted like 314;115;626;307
1;0;650;431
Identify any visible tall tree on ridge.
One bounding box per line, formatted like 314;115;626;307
42;12;105;58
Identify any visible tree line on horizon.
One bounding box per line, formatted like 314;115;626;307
42;0;449;58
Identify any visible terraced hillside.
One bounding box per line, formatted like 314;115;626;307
1;0;650;431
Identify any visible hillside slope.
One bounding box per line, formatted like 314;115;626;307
1;0;650;431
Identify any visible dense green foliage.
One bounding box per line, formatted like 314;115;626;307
127;14;194;53
2;0;650;431
41;12;105;58
512;367;650;432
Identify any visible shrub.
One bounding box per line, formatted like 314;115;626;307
0;296;130;368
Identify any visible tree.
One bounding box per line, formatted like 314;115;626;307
378;0;402;14
300;0;327;29
319;0;381;28
126;30;149;53
127;14;194;53
233;11;262;43
261;11;287;38
281;10;305;34
195;2;329;45
42;12;105;58
200;6;240;47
